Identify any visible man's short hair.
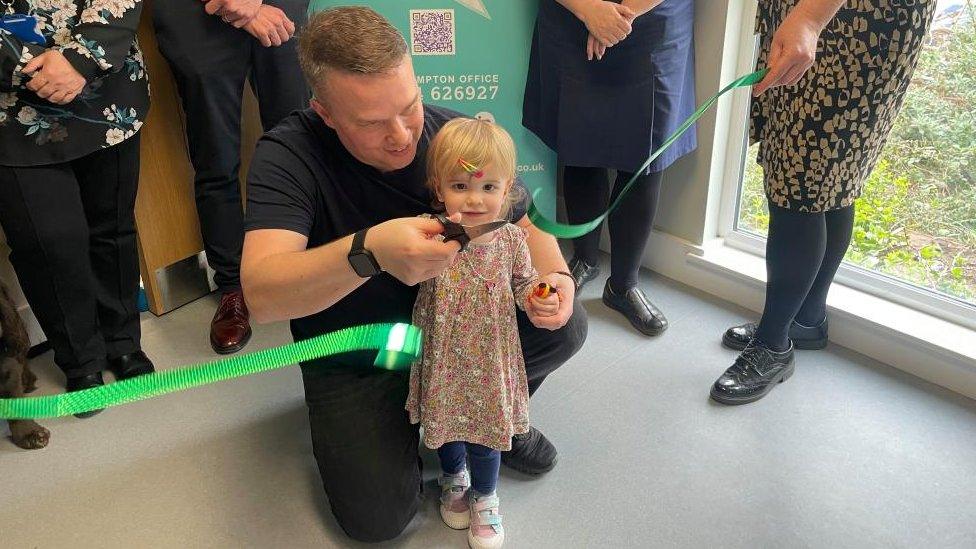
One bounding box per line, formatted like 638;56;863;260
298;7;409;95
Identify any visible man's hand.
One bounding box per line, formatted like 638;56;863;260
243;5;296;47
753;6;823;96
203;0;262;28
579;0;634;47
366;214;462;286
23;50;86;105
527;272;575;330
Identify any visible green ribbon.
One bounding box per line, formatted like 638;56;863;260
527;68;769;238
0;323;421;420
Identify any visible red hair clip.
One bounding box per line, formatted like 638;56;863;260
457;158;484;178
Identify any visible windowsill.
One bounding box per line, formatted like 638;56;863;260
681;237;976;398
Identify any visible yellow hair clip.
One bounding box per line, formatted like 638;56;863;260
457;157;484;178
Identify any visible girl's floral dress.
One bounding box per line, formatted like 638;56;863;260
406;223;536;451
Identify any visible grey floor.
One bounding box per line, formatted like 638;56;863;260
3;259;976;548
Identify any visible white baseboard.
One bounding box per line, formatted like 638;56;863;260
630;229;976;401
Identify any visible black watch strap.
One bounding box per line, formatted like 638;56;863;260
348;228;382;278
552;270;576;287
352;227;368;251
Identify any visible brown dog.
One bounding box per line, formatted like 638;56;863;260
0;280;49;449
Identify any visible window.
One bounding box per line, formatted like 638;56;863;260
728;1;976;326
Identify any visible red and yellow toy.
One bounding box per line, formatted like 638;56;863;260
533;282;557;299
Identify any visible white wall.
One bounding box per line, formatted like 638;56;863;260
652;0;752;245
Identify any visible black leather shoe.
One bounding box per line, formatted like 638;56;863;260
710;340;795;405
722;318;828;351
501;426;558;475
568;257;601;291
65;372;105;418
109;350;156;380
602;281;668;336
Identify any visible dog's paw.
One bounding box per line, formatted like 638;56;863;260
10;421;50;450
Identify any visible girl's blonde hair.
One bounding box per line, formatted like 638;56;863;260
426;117;524;219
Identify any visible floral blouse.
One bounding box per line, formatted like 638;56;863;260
1;0;148;167
406;223;537;451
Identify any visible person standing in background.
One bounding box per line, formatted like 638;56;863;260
153;0;309;354
523;0;697;337
711;0;937;405
0;0;154;418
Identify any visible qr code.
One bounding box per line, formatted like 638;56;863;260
410;9;455;56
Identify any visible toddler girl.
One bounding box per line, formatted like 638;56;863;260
406;117;559;549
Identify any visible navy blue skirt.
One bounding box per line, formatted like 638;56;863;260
522;0;697;174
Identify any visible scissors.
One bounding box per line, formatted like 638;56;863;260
433;213;507;252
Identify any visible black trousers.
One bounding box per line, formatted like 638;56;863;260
153;0;310;291
302;301;588;542
0;137;142;379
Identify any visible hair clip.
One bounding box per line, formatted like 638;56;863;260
457;157;484;179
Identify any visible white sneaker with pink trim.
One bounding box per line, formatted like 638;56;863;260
468;493;504;548
438;469;471;530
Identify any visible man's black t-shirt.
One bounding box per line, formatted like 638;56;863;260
244;105;527;372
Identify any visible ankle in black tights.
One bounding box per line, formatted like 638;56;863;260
755;204;855;351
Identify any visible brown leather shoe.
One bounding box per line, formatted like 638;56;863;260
210;290;252;354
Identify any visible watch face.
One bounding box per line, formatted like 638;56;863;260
349;251;379;277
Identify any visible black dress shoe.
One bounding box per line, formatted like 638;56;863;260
722;318;828;351
602;281;668;336
65;372;105;418
501;426;558;475
710;340;795;405
109;351;156;380
568;257;601;291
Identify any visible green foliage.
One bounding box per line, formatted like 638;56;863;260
737;3;976;304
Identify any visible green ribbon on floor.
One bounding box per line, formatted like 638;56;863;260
0;323;421;420
527;68;768;239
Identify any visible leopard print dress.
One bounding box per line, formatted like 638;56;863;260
750;0;937;213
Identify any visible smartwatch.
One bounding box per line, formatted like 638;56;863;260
348;228;382;278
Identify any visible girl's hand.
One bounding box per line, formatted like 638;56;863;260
525;280;560;318
527;272;575;330
527;290;560;318
578;0;635;48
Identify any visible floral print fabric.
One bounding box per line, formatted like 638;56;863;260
406;223;537;451
1;0;148;166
